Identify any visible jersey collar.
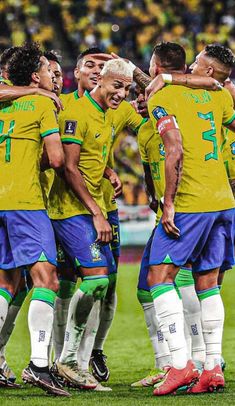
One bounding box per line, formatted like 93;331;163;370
73;89;79;100
84;90;105;113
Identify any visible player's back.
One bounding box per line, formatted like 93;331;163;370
148;86;235;213
0;95;58;210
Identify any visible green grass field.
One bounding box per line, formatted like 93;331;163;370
0;263;235;405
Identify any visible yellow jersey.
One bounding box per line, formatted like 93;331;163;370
102;100;145;212
222;128;235;181
148;86;235;213
0;95;59;210
48;90;115;219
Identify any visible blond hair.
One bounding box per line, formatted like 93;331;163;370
100;59;133;79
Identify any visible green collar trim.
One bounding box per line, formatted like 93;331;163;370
73;90;79;100
85;90;105;113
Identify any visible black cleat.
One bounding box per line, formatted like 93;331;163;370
0;368;21;388
22;361;70;396
90;350;110;382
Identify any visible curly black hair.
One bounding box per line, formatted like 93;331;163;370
44;50;62;64
205;44;235;68
153;42;186;71
76;47;102;66
8;42;43;86
0;46;19;70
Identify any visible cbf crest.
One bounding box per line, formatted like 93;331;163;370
90;242;102;262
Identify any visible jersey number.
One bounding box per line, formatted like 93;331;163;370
0;120;15;162
198;111;218;161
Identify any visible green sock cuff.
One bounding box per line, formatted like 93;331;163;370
0;288;13;304
31;287;57;307
175;268;194;288
197;287;220;301
57;280;76;299
80;275;109;300
150;283;175;300
12;289;28;306
137;289;153;304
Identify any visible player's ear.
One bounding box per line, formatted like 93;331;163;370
74;67;80;81
207;65;214;77
31;71;40;84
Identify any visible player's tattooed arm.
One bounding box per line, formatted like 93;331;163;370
143;164;158;213
63;143;112;243
145;74;223;100
133;67;151;90
161;129;183;238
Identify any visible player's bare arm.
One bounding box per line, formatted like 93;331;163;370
43;132;64;171
160;127;183;238
145;74;223;100
103;166;122;198
63;143;112;243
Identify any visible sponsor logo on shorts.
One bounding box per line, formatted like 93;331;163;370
90;242;102;262
64;120;77;135
39;330;46;342
169;323;176;334
152;106;168;120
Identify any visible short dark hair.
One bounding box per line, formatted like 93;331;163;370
205;44;235;68
0;46;19;69
8;42;43;86
153;42;186;71
76;47;102;66
44;50;62;64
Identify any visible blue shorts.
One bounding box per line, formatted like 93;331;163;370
137;229;155;291
149;209;235;273
0;210;57;270
108;209;120;258
52;214;114;270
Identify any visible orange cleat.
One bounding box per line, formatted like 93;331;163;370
188;365;224;394
153;360;199;396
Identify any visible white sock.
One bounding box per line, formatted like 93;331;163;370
180;285;206;364
0;296;10;333
59;289;94;364
184;319;192;360
77;300;101;370
201;294;224;370
0;304;21;352
28;300;54;368
53;297;71;360
94;291;117;350
141;302;171;369
153;290;188;369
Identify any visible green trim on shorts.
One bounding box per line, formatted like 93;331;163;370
163;254;173;264
12;289;28;306
175;268;194;288
197;287;220;301
57;280;76;299
0;288;12;304
137;288;153;304
150;283;175;300
38;251;48;262
31;287;57;307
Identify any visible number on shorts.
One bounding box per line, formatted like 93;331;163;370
198;111;218;161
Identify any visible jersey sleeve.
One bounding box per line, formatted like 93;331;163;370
221;88;235;126
59;105;87;145
115;100;145;134
39;97;60;138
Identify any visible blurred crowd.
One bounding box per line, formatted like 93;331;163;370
0;0;234;206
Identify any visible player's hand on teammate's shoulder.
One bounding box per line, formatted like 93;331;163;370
145;74;166;100
36;88;64;112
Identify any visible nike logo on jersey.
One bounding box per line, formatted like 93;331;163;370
95;133;101;139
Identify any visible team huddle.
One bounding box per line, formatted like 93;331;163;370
0;39;234;397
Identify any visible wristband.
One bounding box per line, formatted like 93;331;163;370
162;74;172;84
128;61;137;73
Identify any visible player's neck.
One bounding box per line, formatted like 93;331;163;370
89;87;108;112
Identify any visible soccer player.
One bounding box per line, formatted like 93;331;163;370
48;59;133;389
147;44;235;395
0;42;69;396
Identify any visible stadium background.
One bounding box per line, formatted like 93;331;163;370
0;0;235;248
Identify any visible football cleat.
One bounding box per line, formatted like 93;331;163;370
132;367;169;387
0;368;21;388
55;360;97;389
188;365;224;394
153;360;199;396
0;356;16;383
90;350;110;382
22;361;70;396
82;370;112;391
